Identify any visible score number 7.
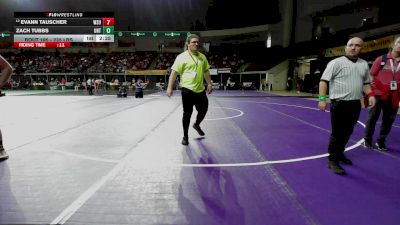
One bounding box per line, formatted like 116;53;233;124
102;18;114;26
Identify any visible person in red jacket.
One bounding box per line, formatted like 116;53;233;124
363;36;400;151
0;55;13;160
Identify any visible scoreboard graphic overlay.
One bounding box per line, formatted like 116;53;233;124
14;12;114;48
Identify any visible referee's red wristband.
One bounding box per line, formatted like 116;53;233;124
367;92;375;97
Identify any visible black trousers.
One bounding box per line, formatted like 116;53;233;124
364;95;397;143
181;87;208;137
0;129;3;146
135;91;143;98
328;100;361;162
88;85;93;95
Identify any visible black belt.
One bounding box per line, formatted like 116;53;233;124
330;99;359;103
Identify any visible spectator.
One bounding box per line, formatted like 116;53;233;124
134;78;147;98
363;36;400;151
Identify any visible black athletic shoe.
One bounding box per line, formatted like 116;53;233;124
192;124;205;136
328;161;346;175
376;141;387;151
340;157;353;165
0;147;9;160
181;136;189;145
361;139;373;149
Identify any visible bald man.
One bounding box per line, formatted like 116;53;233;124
318;37;376;174
0;55;13;160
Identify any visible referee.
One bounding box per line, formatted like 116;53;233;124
318;37;376;175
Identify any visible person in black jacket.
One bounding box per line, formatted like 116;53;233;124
135;78;147;98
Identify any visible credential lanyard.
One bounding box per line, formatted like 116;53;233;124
188;51;199;69
389;59;400;76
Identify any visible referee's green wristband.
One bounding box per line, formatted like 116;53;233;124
319;95;327;101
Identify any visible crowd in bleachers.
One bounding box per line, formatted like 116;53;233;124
2;51;100;73
88;52;157;73
2;50;246;75
207;53;245;73
154;52;245;72
155;53;178;70
0;50;248;91
0;48;328;94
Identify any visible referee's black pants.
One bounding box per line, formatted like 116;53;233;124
181;87;208;138
328;100;361;162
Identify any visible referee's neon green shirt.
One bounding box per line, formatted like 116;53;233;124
171;50;210;93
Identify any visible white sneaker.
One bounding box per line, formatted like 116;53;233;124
0;146;9;160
